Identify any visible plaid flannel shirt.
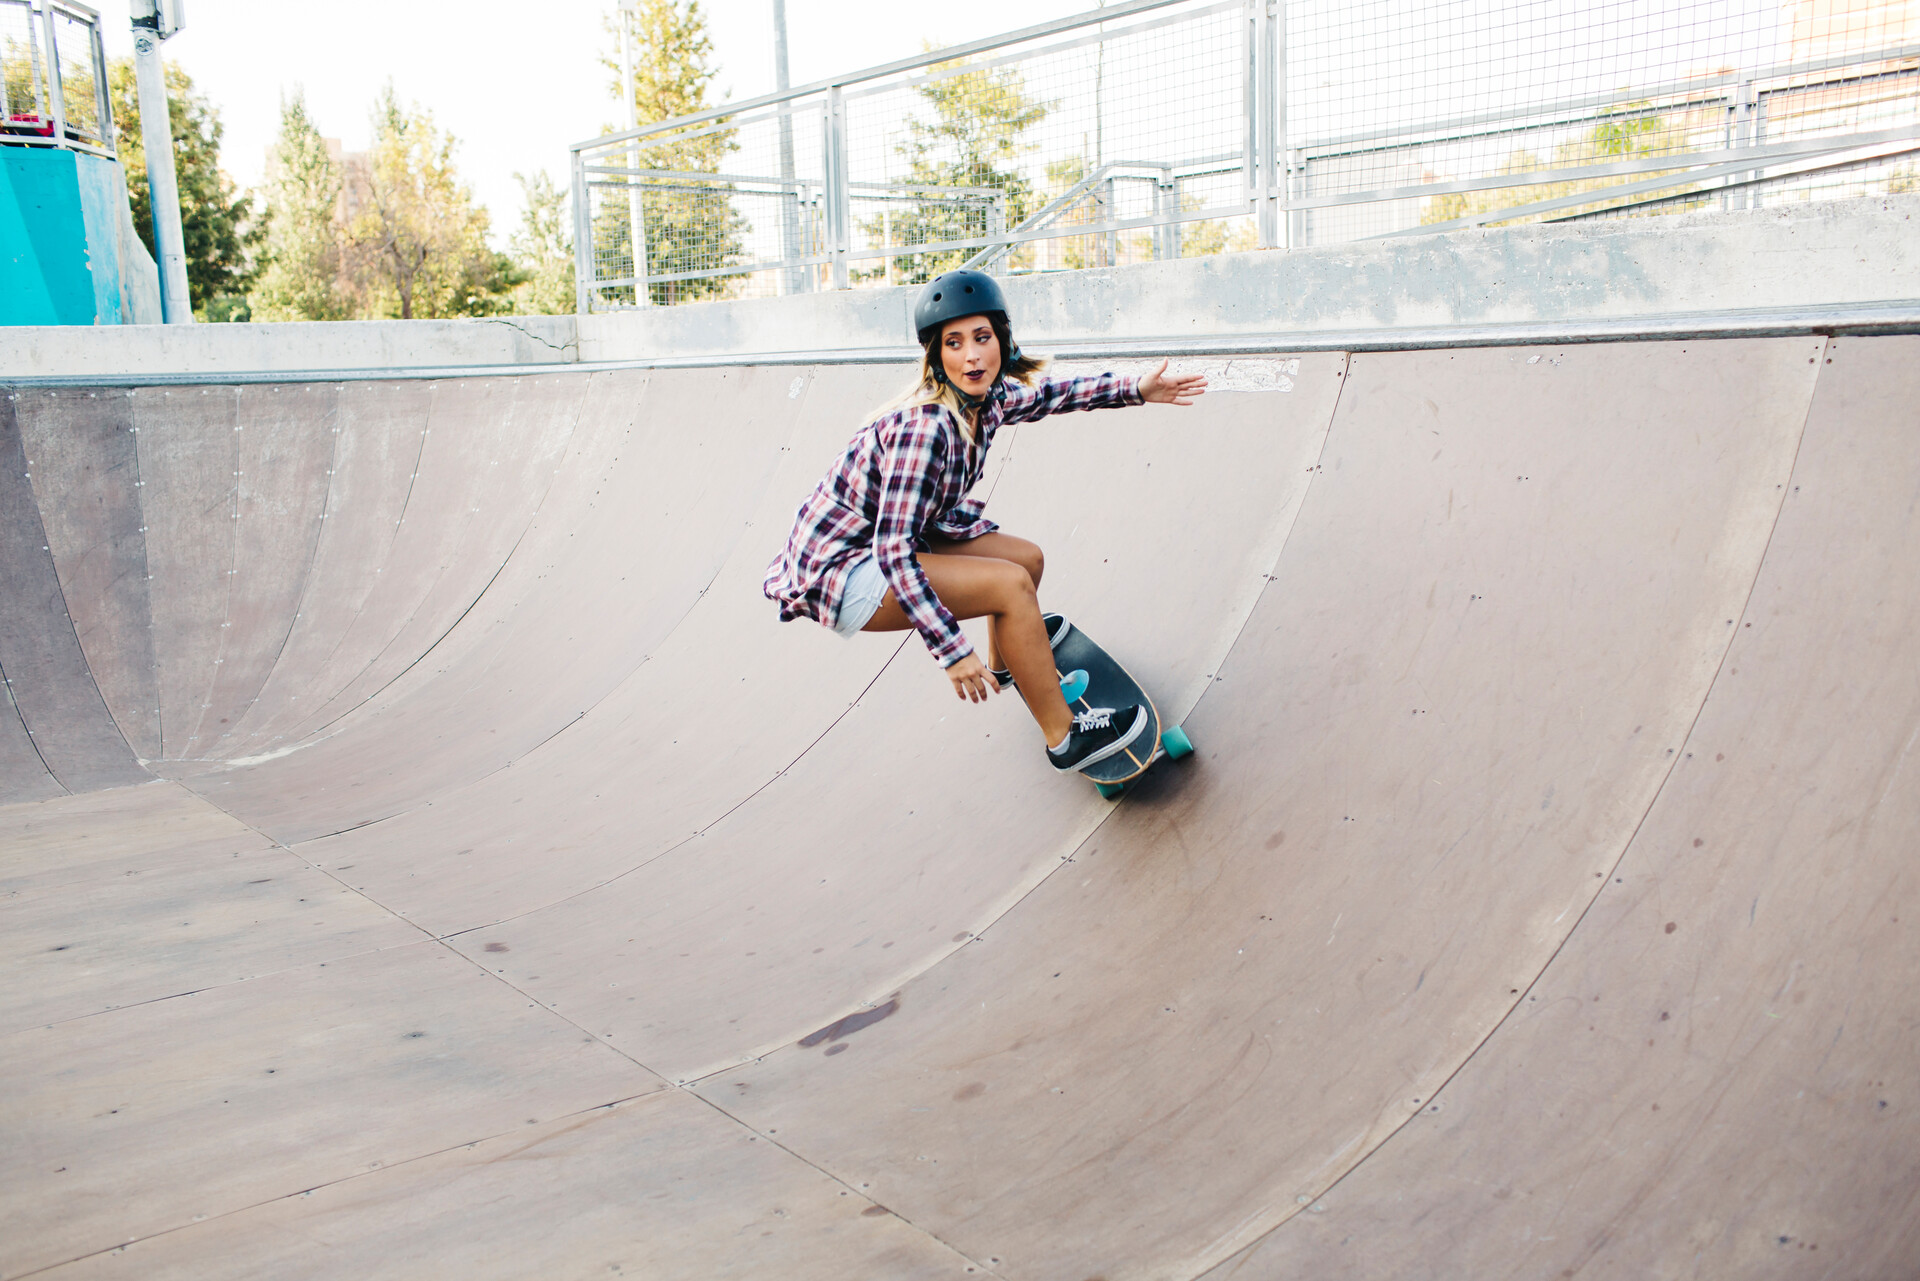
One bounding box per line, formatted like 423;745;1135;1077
764;371;1143;667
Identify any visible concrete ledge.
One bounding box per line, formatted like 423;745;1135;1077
0;314;578;380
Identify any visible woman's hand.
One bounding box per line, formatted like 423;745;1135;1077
1140;359;1208;405
947;654;997;704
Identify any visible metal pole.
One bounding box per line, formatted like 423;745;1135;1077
773;0;806;294
619;0;651;306
1270;0;1288;248
130;15;192;323
826;84;849;290
26;7;46;127
1246;0;1261;242
571;146;594;314
91;20;115;149
41;4;65;145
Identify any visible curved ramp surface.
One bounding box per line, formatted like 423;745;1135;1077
1;338;1914;1280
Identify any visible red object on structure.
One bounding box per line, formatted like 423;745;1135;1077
4;114;57;138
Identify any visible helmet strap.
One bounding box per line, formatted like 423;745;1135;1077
932;365;988;412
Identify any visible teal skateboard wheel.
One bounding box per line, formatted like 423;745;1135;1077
1095;780;1127;800
1161;725;1194;758
1060;669;1090;703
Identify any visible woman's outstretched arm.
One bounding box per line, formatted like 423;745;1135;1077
1139;359;1208;405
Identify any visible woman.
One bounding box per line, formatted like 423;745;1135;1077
763;270;1206;772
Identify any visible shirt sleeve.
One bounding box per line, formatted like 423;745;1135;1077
997;371;1144;424
873;411;974;668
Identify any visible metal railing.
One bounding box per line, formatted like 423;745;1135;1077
571;0;1920;311
1;0;113;157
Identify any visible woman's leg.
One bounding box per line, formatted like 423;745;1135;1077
862;552;1071;745
924;532;1044;672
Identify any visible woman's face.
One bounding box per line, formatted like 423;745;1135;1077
939;314;1000;395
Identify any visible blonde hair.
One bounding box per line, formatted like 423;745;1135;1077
873;315;1047;442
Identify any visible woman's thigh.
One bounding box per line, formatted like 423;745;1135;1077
861;552;1033;633
925;531;1043;587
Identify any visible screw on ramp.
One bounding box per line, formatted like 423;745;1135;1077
1;338;1915;1278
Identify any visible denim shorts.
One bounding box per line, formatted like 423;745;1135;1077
831;556;890;637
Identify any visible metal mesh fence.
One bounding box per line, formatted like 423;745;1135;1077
0;0;112;153
1292;0;1920;240
573;0;1919;310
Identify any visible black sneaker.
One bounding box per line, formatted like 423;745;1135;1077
994;613;1075;690
1048;703;1149;772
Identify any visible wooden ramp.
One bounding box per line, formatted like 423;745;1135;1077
1;338;1914;1279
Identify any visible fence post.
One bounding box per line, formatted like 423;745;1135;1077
1269;0;1287;248
89;18;113;149
1246;0;1263;244
617;2;651;306
41;3;65;146
572;146;594;315
826;84;851;290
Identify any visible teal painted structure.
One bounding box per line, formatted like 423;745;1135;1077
2;147;162;327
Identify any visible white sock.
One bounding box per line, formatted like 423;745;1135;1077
1048;732;1071;755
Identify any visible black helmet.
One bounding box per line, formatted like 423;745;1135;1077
913;270;1010;344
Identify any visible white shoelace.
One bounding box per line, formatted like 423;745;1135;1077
1074;706;1121;733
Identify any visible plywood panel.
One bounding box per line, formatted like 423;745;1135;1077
47;1091;979;1281
179;383;338;758
0;939;662;1278
276;374;581;736
0;781;417;1034
15;387;159;759
0;660;63;803
1202;334;1920;1281
218;380;434;754
131;385;238;760
0;395;144;791
698;339;1818;1280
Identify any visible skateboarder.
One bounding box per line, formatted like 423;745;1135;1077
762;269;1206;772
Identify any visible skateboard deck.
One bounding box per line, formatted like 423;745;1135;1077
1050;619;1193;796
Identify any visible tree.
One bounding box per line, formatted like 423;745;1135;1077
108;57;260;318
1422;108;1695;227
597;0;744;304
345;85;519;319
252;91;349;321
875;50;1051;283
508;170;576;315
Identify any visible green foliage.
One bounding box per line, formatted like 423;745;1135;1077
108;57;261;315
875;50;1052;283
508;170;576;315
597;0;744;304
1423;106;1692;227
252;91;350;321
2;37;37;119
345;84;520;319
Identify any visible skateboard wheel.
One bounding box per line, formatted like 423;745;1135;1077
1161;725;1194;759
1060;669;1090;703
1095;781;1127;800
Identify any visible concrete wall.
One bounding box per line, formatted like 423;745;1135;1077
4;195;1916;380
576;194;1920;362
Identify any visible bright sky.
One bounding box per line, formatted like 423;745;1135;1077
95;0;1109;246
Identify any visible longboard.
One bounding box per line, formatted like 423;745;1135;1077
1051;620;1194;798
